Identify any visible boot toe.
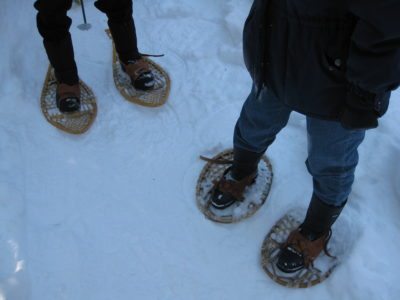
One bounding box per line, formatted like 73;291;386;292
210;189;236;209
58;97;80;113
134;72;155;90
276;246;305;273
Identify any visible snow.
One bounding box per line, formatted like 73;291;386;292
1;0;400;299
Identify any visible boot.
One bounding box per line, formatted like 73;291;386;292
121;59;155;91
108;19;155;90
56;83;81;113
211;147;264;209
43;34;80;112
276;195;345;273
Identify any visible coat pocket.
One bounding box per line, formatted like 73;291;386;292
284;18;353;119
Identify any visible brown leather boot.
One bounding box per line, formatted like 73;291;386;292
56;83;81;113
277;228;332;273
121;59;155;91
211;167;257;209
276;195;345;273
208;148;264;209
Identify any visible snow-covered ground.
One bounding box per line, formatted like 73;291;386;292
1;0;400;299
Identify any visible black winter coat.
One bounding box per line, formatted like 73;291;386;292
243;0;400;128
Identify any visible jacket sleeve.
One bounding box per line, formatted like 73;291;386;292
347;0;400;96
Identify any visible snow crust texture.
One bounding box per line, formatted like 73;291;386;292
1;0;400;299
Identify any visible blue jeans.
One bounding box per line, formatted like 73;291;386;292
234;87;366;206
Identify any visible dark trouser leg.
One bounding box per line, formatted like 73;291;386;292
34;0;79;84
95;0;140;63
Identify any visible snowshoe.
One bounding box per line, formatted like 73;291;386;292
106;29;170;107
40;66;97;134
196;149;273;223
261;210;341;288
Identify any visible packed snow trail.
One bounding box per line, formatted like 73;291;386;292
1;1;400;299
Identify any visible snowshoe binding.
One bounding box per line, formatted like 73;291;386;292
210;167;257;209
261;206;344;288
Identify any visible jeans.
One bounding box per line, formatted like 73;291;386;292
234;86;366;206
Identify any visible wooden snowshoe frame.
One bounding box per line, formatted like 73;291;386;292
261;212;339;288
40;66;97;134
196;149;273;223
106;29;171;107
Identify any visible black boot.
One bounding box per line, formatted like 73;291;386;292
121;59;155;91
108;19;155;90
276;195;346;273
211;148;264;209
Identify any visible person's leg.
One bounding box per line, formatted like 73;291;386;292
211;87;292;208
231;86;292;178
35;0;80;112
95;0;155;90
277;118;366;273
34;0;78;85
306;117;365;207
94;0;140;63
234;87;292;154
